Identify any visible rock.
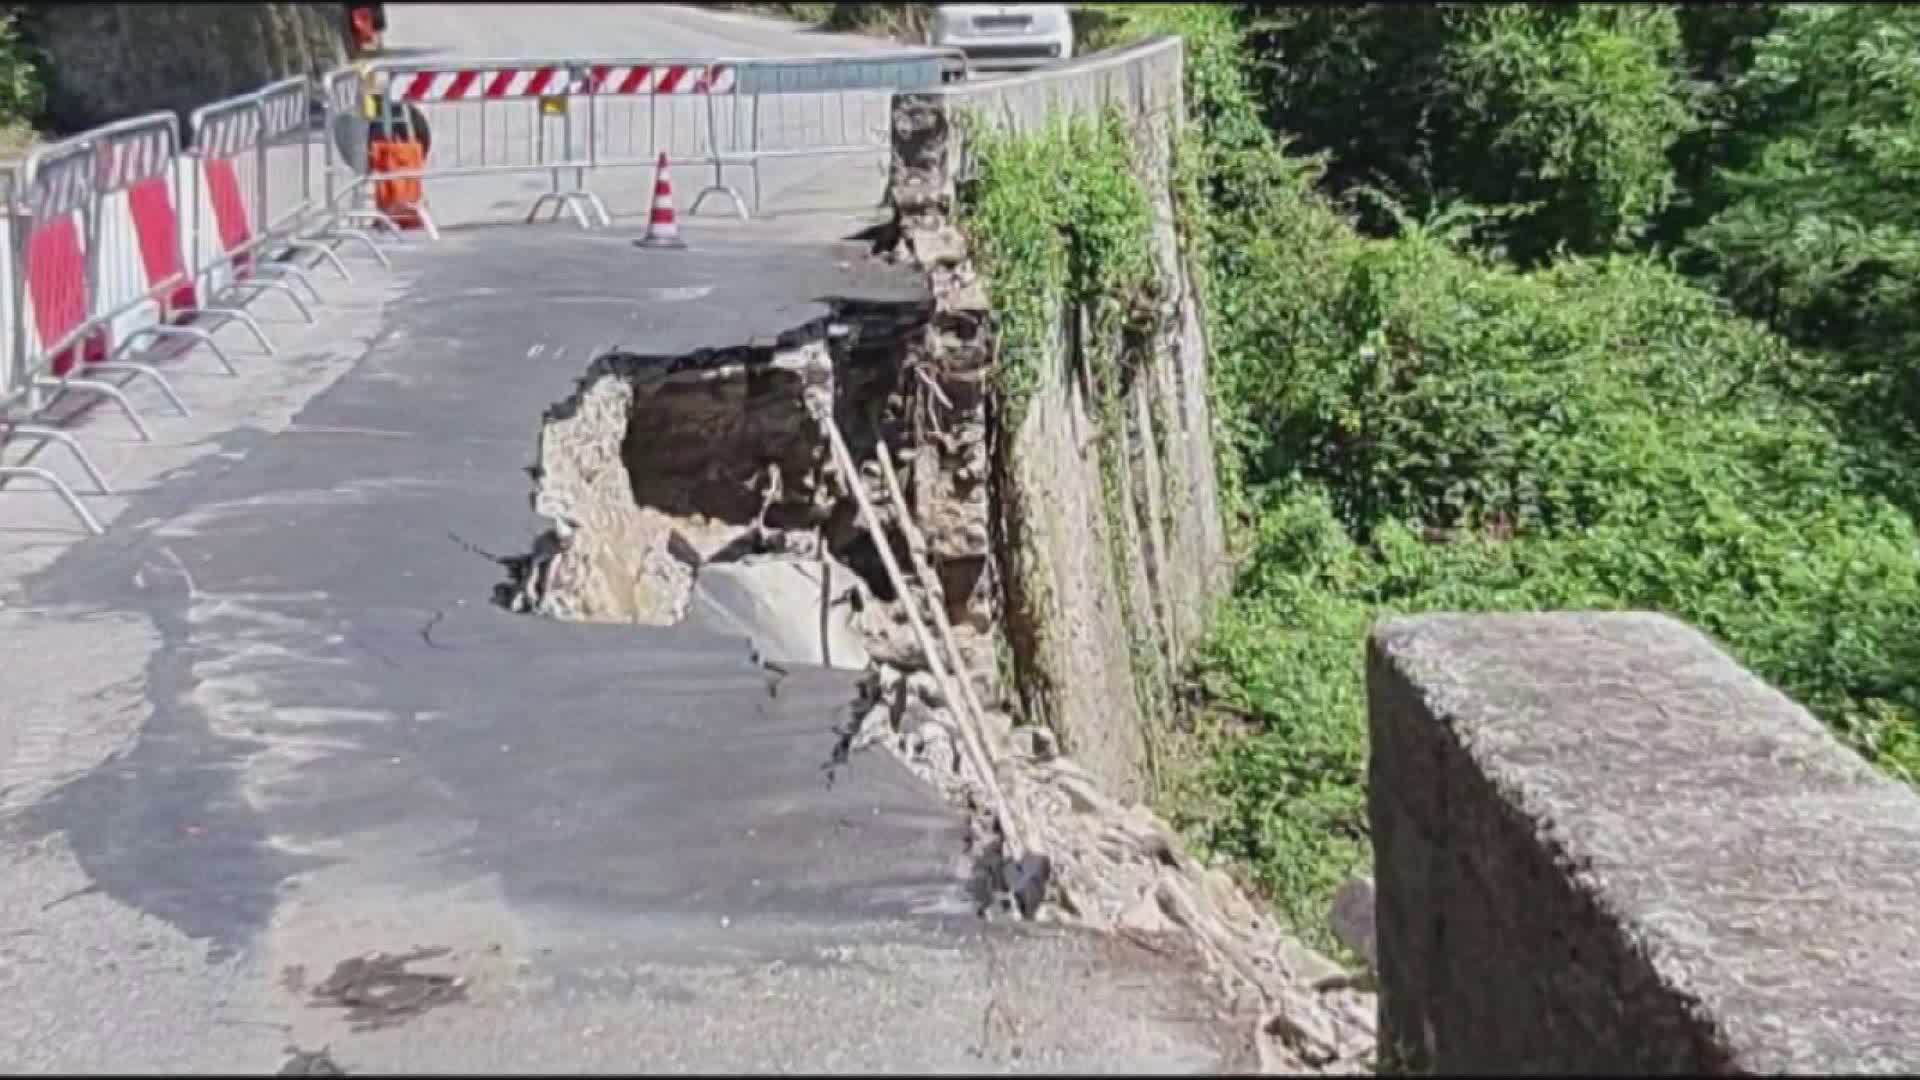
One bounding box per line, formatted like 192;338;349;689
1279;940;1348;989
856;703;894;743
907;225;969;268
1262;992;1341;1067
1008;853;1052;919
1321;987;1379;1041
906;670;946;709
1055;773;1113;816
1117;888;1172;935
914;720;957;772
278;1047;345;1077
28;4;349;135
1326;878;1376;972
681;557;872;671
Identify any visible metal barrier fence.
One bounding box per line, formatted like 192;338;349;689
0;48;953;535
89;112;188;358
324;49;961;226
0;79;414;535
344;58;609;228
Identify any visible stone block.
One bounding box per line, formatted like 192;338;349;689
1369;611;1920;1074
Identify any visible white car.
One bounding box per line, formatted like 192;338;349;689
928;4;1075;74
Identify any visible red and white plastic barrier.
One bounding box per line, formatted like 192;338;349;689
390;63;738;102
589;64;736;95
1;88;405;535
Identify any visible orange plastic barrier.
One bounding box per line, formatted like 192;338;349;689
370;138;426;230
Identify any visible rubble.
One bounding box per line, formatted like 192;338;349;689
499;254;1378;1073
814;412;1377;1074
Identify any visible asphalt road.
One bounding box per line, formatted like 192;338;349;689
0;6;1253;1073
388;3;906;59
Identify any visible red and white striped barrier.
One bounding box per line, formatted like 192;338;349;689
396;66;587;102
589;64;736;95
393;63;738;102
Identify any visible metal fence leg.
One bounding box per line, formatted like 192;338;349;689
85;362;192;418
252;263;326;305
114;325;241;377
193;306;277;355
286;240;354;282
318;226;393;269
334;208;405;237
223;278;316;324
0;465;104;534
584;193;613;228
689;183;749;223
35;377;155;441
7;424;113;493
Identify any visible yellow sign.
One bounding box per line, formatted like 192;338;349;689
539;94;568;117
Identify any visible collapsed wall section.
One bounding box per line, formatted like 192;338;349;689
885;36;1229;801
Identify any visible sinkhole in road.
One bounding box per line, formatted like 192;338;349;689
488;281;1045;916
495;292;941;674
474;258;1380;1072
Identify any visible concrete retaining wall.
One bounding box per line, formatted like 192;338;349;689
886;36;1227;801
1367;611;1920;1073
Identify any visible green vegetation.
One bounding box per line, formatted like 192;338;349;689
1684;5;1920;512
1239;5;1696;263
957;110;1174;741
0;6;44;143
953;2;1920;947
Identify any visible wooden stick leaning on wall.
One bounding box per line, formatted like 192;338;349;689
812;403;1029;860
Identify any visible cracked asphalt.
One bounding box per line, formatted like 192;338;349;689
0;5;1255;1072
0;218;1252;1074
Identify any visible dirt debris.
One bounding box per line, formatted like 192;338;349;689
807;395;1376;1074
308;947;468;1032
278;1045;347;1076
845;658;1377;1073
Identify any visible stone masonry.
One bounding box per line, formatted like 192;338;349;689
885;35;1228;802
1368;611;1920;1074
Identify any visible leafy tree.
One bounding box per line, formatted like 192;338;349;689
1686;4;1920;501
961;1;1920;948
1654;2;1784;244
1238;3;1695;262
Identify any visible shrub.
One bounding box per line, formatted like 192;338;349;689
1238;4;1696;262
1684;5;1920;507
957;111;1156;427
962;3;1920;954
0;6;43;133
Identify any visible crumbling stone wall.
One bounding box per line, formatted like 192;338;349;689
1368;611;1920;1074
23;3;349;136
885;36;1228;801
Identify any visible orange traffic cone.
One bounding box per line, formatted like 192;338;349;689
635;151;686;250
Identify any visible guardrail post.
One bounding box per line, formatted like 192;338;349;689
6;169;26;411
254;96;271;244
